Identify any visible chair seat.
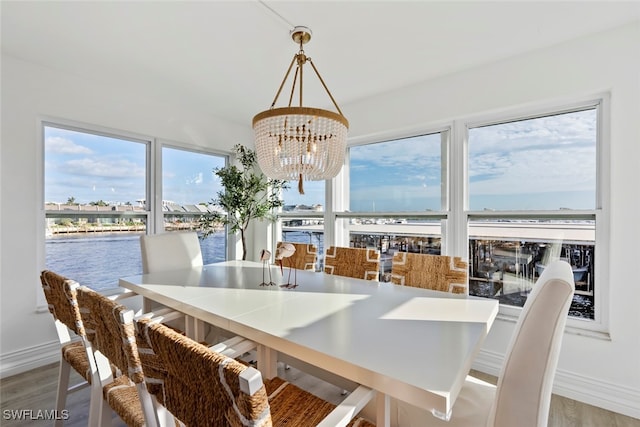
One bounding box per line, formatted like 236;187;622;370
265;377;375;427
397;375;496;427
61;341;92;382
62;341;121;385
103;375;146;427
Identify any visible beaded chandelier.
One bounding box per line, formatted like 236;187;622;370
253;26;349;194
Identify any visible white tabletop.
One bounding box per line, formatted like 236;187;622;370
120;260;498;419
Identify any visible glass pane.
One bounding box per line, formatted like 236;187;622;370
45;126;146;206
280;181;325;271
350;133;444;212
46;221;146;291
162;146;226;264
347;218;443;282
468;219;595;320
44;125;147;291
282;180;325;212
280;217;324;272
468;108;597;211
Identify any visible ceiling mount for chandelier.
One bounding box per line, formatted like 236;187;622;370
253;25;349;194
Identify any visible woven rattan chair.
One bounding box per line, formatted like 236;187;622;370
324;246;380;281
276;241;318;271
76;286;168;427
40;271;95;427
390;253;468;293
397;260;575;427
136;316;376;427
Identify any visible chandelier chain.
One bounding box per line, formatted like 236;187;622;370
307;58;344;117
270;54;297;109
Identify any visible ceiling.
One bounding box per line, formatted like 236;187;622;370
2;1;639;129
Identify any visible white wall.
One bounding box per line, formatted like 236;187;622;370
0;54;252;374
343;22;640;418
1;21;639;418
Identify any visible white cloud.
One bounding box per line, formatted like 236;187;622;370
470;146;596;195
65;158;144;178
45;136;93;154
467;109;597;195
186;172;204;185
350;134;441;170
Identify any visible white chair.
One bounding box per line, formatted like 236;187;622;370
140;231;203;274
140;231;248;347
140;232;204;337
398;260;575;427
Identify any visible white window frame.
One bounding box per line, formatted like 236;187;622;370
157;140;231;260
341;125;453;242
330;94;609;337
37;117;152;307
37;118;230;307
459;94;610;338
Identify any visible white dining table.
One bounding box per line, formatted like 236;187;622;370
119;260;498;426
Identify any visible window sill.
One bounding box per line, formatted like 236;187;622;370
495;310;611;341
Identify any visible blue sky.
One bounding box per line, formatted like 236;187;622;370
44;127;224;206
161;146;225;205
350;133;443;212
45;108;596;210
45;128;147;205
467;109;596;210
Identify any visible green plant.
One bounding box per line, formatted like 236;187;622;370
199;144;288;260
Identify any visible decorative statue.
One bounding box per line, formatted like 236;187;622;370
259;249;275;286
275;243;297;288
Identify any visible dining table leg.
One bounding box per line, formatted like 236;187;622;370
184;316;205;343
142;297;153;314
376;392;391;427
257;345;278;379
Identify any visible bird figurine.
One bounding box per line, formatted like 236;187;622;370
275;243;297;288
259;249;275;286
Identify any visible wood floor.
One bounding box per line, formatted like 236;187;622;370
1;362;638;426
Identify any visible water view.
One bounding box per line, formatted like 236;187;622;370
46;231;226;291
46;230;314;291
46;224;595;320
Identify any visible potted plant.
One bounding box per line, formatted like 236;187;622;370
199;144;288;260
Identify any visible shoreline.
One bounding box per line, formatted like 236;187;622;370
47;224;221;235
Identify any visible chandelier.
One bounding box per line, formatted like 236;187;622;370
253;26;348;194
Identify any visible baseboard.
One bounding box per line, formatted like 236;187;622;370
471;348;503;378
553;369;640;420
473;349;640;420
0;340;59;379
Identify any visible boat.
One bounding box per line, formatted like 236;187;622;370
535;262;588;283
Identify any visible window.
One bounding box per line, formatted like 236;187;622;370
466;105;600;321
345;132;448;280
467;109;596;211
277;180;325;271
43;122;227;292
350;133;445;212
161;146;226;264
332;98;606;330
44;124;148;291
